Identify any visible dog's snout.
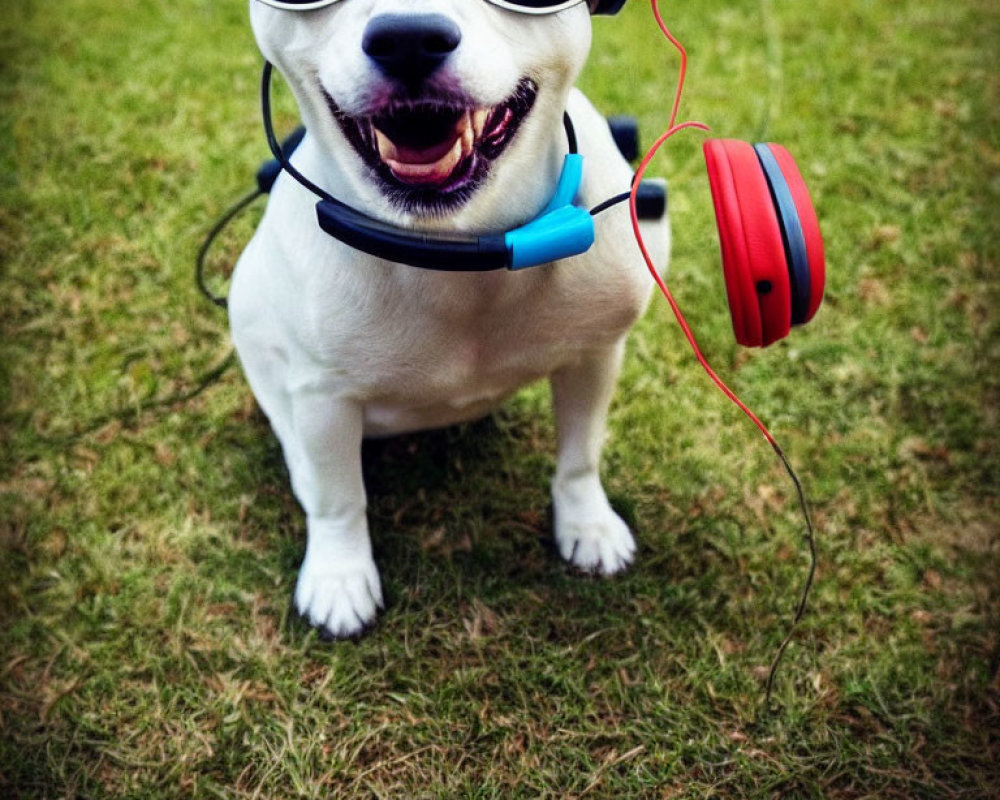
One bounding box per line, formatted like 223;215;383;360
362;14;461;86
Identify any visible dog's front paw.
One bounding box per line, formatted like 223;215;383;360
555;510;636;575
553;478;636;576
294;552;384;639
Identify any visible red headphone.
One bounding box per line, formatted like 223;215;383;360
703;139;825;348
627;1;826;350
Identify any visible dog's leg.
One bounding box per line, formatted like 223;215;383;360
550;341;635;575
285;390;383;638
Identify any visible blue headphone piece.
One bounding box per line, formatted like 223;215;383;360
505;154;595;269
753;143;811;325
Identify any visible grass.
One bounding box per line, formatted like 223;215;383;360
1;0;998;796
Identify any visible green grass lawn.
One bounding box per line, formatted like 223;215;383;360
1;0;997;796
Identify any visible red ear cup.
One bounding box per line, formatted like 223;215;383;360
703;138;792;347
703;139;825;347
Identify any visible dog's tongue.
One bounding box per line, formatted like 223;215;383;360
374;111;476;186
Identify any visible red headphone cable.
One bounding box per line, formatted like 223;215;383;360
630;0;817;706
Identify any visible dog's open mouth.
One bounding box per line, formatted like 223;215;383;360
328;79;538;212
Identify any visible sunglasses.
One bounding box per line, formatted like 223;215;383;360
254;0;591;15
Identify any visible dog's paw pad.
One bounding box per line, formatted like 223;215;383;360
555;510;636;576
294;557;384;639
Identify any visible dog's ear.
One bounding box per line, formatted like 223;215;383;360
590;0;628;15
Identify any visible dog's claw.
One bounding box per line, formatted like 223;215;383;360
553;476;636;576
556;512;636;575
294;555;384;639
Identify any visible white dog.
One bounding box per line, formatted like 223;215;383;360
229;0;668;637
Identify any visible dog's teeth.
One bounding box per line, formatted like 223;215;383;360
472;108;489;138
374;128;398;162
461;111;475;157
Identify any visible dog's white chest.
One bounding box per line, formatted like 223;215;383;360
361;335;541;434
338;267;637;435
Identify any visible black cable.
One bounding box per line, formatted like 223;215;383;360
195;188;263;310
261;62;341;206
589;191;632;217
194;60;303;311
41;350;238;443
763;441;818;708
562;111;578;155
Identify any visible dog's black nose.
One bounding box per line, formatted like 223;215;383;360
362;14;461;87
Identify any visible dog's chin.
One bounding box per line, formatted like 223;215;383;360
325;79;538;216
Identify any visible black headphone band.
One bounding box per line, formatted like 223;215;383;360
315;200;510;271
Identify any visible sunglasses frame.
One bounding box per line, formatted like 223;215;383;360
253;0;588;15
